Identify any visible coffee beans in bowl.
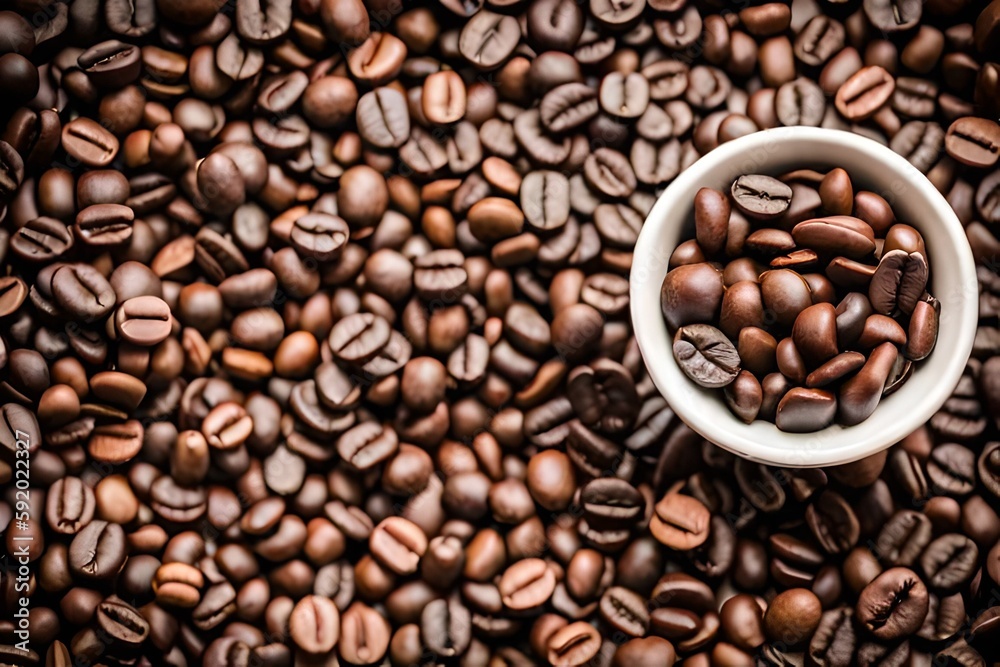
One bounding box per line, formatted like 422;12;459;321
662;168;938;433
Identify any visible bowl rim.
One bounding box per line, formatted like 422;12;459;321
629;126;979;468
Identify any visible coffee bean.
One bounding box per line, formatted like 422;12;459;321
0;276;26;317
62;117;120;167
88;420;143;463
69;520;127;581
339;602;390;664
864;0;921;33
793;303;839;368
585;148;637;199
600;72;649;119
539;82;598;133
673;324;741;388
289;595;340;654
795;16;845;67
793;216;876;258
869;249;929;316
776;387;837;432
114;295;172;346
945;117;999;168
600;586;649;638
421;596;472;658
499;557;555;610
46;476;95;535
547;621;602;666
758;269;812;327
96;595;149;645
459;11;519;70
856;567;929;640
650;488;710;550
835;66;895;120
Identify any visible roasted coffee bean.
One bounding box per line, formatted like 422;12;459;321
547;621;602;666
776;78;826;127
776;387;837;432
650;489;711;550
856;567;929;640
62;117;120;167
459;11;520;70
540;83;598;133
836;66;895;120
421;596;471;658
96;595;149;645
793;216;876;258
945;117;1000;168
731;174;793;220
69;520;127;581
795;16;845;67
920;534;978;593
673;324;741;388
864;0;921;33
869;250;929;315
289;595;339;654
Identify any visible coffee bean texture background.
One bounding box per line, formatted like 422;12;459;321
0;0;999;665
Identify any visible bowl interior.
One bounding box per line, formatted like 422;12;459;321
630;127;978;467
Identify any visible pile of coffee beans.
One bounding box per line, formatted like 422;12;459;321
0;0;999;665
663;168;940;432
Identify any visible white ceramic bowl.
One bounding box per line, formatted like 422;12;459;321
630;127;978;468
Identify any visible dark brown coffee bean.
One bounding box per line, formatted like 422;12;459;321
289;595;340;654
724;370;763;423
906;297;939;361
69;520;127;581
806;491;860;554
329;313;391;365
673;324;741;388
827;256;877;290
920;533;978;594
891;121;946;174
863;0;921;33
836;66;895;120
731;175;792;220
520;170;570;231
539;82;598;133
856;567;929;640
46;476;95;535
761;269;813;327
600;586;649;637
776;387;837;432
945;117;1000;168
96;595;149;645
793;216;876;258
547;621;602;666
62;117;120;167
869;249;929;316
459;11;519;70
650;489;710;550
795;16;845;67
75;203;134;246
421;596;471;658
776;78;826;127
585;148;636;199
369;516;427;575
661;262;725;331
337;421;398;472
793;303;839;368
11;217;74;262
78;40;141;89
0;276;26;318
893;76;938;119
